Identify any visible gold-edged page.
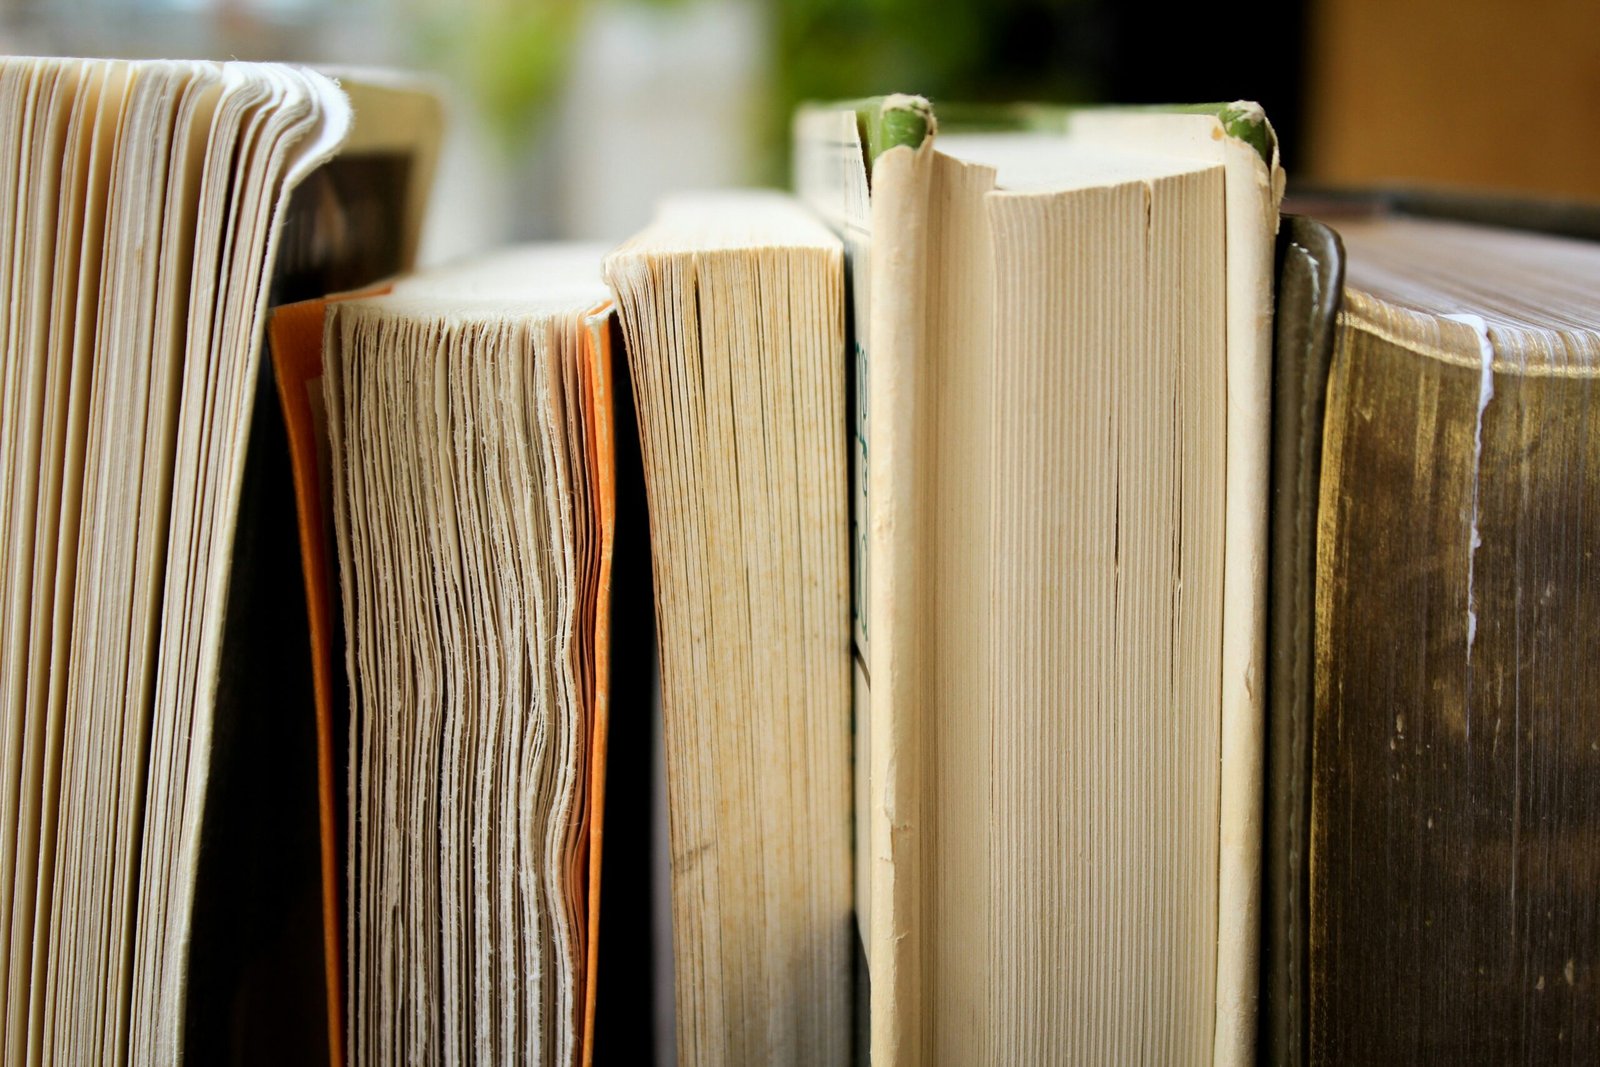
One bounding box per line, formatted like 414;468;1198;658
1309;214;1600;1063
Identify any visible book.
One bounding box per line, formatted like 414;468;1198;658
0;57;439;1063
1263;200;1600;1062
793;96;1283;1064
23;54;1599;1066
274;246;621;1066
296;192;850;1067
603;192;852;1066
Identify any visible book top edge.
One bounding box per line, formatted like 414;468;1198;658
797;96;1276;168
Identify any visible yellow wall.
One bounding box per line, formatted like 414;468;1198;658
1307;0;1600;200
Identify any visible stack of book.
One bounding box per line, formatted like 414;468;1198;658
1;56;1598;1066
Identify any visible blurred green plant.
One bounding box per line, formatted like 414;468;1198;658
402;0;1107;176
408;0;588;145
769;0;1104;178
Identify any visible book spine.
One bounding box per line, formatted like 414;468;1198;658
864;121;937;1067
1260;216;1344;1067
1213;114;1283;1067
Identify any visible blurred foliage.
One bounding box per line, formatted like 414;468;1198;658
406;0;1112;173
769;0;1108;177
409;0;587;145
398;0;1298;184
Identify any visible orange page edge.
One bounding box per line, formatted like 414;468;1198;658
580;302;617;1067
267;286;390;1067
273;291;617;1067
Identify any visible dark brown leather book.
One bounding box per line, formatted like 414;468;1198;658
1264;198;1600;1063
1261;214;1343;1067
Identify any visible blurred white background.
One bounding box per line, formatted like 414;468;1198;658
0;0;770;262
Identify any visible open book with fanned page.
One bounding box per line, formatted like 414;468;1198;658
0;57;442;1064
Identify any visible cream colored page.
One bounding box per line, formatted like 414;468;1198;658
0;59;73;1056
984;165;1226;1065
0;65;33;678
329;251;608;1066
27;60;130;1060
0;55;53;989
606;199;851;1065
918;145;1217;1063
921;149;997;1064
911;146;1230;1064
110;63;227;1062
1062;110;1282;1066
134;64;352;1062
800;106;1279;1067
531;313;587;1067
6;61;91;1062
44;61;216;1062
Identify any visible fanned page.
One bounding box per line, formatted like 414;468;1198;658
605;192;851;1066
1311;217;1600;1062
322;246;614;1067
794;99;1282;1065
0;57;357;1064
184;74;441;1067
